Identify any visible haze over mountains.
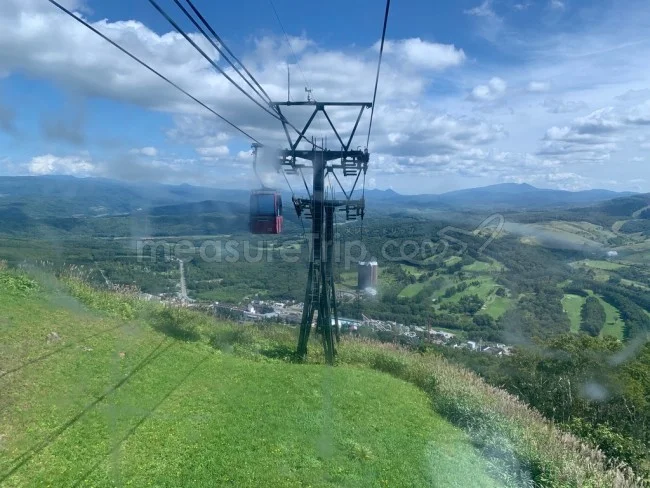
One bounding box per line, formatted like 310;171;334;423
364;183;636;210
0;176;638;219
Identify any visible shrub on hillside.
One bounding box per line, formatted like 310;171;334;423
0;271;38;296
149;307;206;342
567;418;649;473
210;326;256;352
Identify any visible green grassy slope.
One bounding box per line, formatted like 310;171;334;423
484;296;511;319
0;277;500;487
398;282;426;298
1;270;642;487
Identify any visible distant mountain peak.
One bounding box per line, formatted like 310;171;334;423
440;182;540;197
500;182;536;190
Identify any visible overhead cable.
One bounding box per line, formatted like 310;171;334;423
151;0;322;150
171;0;271;106
268;0;326;137
46;0;262;145
366;0;391;149
148;0;282;121
268;0;311;96
184;0;274;105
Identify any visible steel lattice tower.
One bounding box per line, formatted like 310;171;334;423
272;101;371;364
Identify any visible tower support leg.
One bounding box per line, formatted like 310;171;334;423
296;153;340;364
297;152;324;360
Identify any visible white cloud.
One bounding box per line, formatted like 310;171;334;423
370;149;588;191
167;116;232;148
538;108;624;163
370;105;507;159
468;77;507;101
0;0;501;189
387;132;409;145
463;0;503;42
18;151;255;187
507;172;590;191
464;0;497;17
625;100;650;125
237;150;253;161
0;0;228;117
527;81;551;93
130;146;158;157
252;35;313;63
550;0;566;10
28;154;95;175
542;108;624;147
543;99;588;114
383;38;466;70
513;1;532;11
196;145;229;158
2;0;650;193
573;107;622;133
616;89;650;102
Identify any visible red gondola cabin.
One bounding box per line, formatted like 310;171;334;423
249;190;283;234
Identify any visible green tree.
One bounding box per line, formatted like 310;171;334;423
580;296;606;337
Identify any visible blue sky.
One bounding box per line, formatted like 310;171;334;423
0;0;649;194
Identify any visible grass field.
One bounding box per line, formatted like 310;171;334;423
545;221;618;244
508;222;603;250
569;261;613;282
580;259;626;271
619;249;650;265
484;296;511;319
398;282;426;298
468;279;499;301
615;238;650;261
339;271;358;289
396;265;447;299
400;264;426;277
593;294;626;341
432;277;503;318
443;256;462;267
432;277;497;301
620;278;650;291
0;276;502;487
396;256;504;300
562;294;586;333
463;259;503;273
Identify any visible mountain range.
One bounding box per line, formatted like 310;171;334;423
0;176;647;239
0;176;638;217
363;183;636;210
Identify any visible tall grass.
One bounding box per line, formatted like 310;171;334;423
336;339;646;487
